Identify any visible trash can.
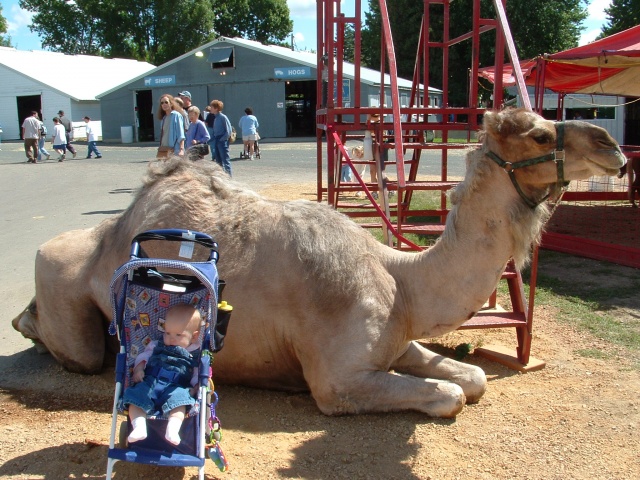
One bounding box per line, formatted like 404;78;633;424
120;126;134;144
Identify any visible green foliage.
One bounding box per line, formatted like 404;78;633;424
0;4;11;47
18;0;291;65
343;23;356;63
600;0;640;37
361;0;587;106
212;0;292;45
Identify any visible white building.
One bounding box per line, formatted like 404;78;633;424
0;47;155;140
518;92;626;144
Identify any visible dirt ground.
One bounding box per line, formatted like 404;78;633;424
1;183;638;480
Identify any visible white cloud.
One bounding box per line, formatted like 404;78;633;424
293;32;305;43
287;0;316;19
579;28;602;46
587;0;612;20
6;5;34;35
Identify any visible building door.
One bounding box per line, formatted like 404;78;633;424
136;90;154;141
285;80;316;137
16;95;42;139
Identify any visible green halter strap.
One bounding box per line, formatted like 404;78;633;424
487;122;566;209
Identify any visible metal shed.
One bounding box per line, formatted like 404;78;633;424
0;47;154;141
97;37;443;143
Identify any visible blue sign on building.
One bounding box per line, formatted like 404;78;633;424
274;66;312;79
333;79;351;103
144;75;176;87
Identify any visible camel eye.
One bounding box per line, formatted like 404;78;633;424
531;130;553;145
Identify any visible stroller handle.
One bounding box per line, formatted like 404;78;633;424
130;229;219;262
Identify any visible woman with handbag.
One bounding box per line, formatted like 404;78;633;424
157;94;185;159
185;106;210;160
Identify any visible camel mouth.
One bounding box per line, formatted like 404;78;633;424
589;149;626;176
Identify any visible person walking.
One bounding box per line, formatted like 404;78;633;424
204;102;216;159
57;110;77;158
83;116;102;158
178;91;204;121
210;99;233;176
37;118;51;162
21;111;40;163
51;117;67;161
157;94;185;157
238;107;259;160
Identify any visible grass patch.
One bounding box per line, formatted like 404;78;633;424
352;190;447;247
574;348;613;360
520;251;640;366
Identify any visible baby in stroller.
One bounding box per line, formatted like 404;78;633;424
124;303;203;446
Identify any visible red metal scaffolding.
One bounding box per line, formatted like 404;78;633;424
315;0;542;367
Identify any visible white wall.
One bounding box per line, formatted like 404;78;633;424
520;93;625;144
0;65;103;140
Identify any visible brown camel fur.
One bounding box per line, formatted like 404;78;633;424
12;108;625;417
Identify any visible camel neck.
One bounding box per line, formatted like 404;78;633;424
399;154;544;339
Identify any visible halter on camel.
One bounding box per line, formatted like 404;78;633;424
486;121;567;209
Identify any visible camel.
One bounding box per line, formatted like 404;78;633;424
12;108;625;418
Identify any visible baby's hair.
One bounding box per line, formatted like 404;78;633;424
351;146;364;159
167;303;202;331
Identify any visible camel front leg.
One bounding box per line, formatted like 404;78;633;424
390;341;487;403
309;369;466;417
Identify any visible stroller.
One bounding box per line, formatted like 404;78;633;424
239;136;261;159
106;229;232;479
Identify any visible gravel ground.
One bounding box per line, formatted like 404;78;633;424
0;143;638;479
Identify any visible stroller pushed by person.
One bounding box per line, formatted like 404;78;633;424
106;229;232;479
238;107;261;160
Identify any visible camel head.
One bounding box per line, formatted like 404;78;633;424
481;108;626;207
11;297;49;353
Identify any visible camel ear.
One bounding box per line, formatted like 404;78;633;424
483;108;533;139
481;110;502;139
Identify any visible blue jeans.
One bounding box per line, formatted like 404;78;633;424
38;137;50;161
87;141;101;158
341;164;352;182
213;136;231;176
123;376;195;415
206;127;215;161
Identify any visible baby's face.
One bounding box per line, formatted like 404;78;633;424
163;315;195;348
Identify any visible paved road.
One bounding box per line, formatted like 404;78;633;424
0;138;467;357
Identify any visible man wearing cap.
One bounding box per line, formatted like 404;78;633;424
57;110;77;158
179;91;203;121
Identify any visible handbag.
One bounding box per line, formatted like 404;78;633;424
229;127;237;144
191;143;209;158
156;146;173;159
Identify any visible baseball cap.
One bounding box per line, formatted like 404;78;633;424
179;91;192;99
57;110;64;115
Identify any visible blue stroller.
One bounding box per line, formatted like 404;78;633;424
106;229;232;479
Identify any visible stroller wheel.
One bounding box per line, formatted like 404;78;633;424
118;421;129;448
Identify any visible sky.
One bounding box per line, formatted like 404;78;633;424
1;0;614;53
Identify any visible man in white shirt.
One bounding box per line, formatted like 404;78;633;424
21;111;41;163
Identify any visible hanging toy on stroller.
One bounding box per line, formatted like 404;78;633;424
106;229;232;479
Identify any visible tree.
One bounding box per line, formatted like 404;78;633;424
19;0;291;65
600;0;640;37
211;0;292;46
361;0;587;106
0;4;11;47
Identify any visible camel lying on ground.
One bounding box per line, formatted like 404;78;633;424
12;108;625;417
